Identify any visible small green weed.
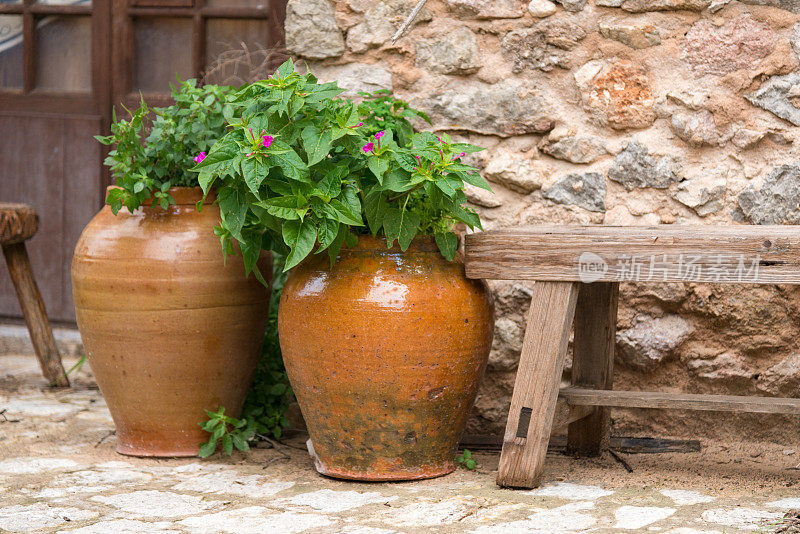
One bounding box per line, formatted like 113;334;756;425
457;449;477;470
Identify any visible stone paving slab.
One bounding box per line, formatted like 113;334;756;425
1;354;799;533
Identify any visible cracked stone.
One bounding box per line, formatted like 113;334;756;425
465;183;503;208
673;166;727;216
0;504;98;533
416;27;481;75
543;172;606;212
308;63;392;97
620;0;711;11
489;317;524;371
172;472;294;499
90;490;223;518
599;19;661;49
554;0;588;11
444;0;526;18
285;0;345;59
757;353;800;396
687;352;755;382
484;150;543;193
608;141;681;190
179;508;334;534
542;135;608;163
575;59;656;130
683;15;776;76
347;0;432;53
59;519;182;534
701;508;784;529
731;128;769;150
374;497;486;526
660;489;716;505
422;79;557;137
617;314;694;370
528;0;558;16
525;482;615;500
277;489;398;513
0;457;78;474
737;164;800;225
767;497;800;509
737;0;800;13
746;71;800;127
37;469;152;498
614;506;676;529
501;21;586;73
670;110;726;147
471;502;597;533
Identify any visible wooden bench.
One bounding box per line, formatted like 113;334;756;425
464;225;800;488
1;203;69;387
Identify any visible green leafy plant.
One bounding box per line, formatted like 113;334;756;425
198;255;291;458
96;79;235;214
194;59;491;279
198;406;255;457
457;449;477;470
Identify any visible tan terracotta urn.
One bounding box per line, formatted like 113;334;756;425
72;187;271;457
278;235;494;481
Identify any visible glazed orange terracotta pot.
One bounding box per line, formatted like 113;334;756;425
279;235;494;481
72;187;271;457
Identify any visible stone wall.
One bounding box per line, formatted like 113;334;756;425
284;0;800;442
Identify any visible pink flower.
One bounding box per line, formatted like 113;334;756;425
375;131;385;140
363;142;375;154
452;152;466;160
193;152;206;164
262;135;273;148
349;122;363;128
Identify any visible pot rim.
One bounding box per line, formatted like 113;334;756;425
105;186;215;206
347;234;441;253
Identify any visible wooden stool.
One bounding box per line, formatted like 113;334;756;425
1;203;69;387
464;225;800;489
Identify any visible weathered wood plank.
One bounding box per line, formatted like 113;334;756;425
2;242;69;387
568;282;619;456
553;402;595;433
464;226;800;283
560;388;800;415
497;281;579;489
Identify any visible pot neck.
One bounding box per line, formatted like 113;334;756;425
345;235;440;253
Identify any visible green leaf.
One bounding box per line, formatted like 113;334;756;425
198;440;217;458
328;200;363;226
458;170;492;192
269;143;310;184
217;186;248;241
257;196;306;220
301;125;333;167
276;58;295;78
383;208;420;251
283;218;317;270
366;156;390;183
363;190;389;235
435;232;458;262
242;156;269;195
317;218;339;250
222;434;233;455
231;434;250;452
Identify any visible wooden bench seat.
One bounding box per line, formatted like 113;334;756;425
463;225;800;489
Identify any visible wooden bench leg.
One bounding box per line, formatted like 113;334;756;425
568;282;619;456
2;242;69;387
497;281;579;488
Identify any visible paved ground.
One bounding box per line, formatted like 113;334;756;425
2;353;800;533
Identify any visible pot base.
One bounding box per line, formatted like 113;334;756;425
314;463;456;482
115;444;199;458
307;439;456;481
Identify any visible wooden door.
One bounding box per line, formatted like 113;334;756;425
0;0;285;323
0;0;111;323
